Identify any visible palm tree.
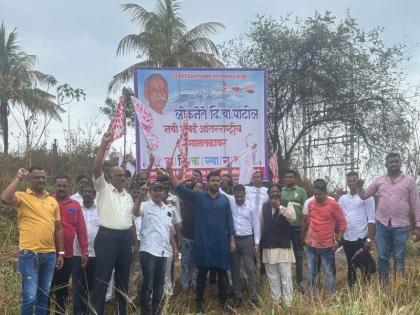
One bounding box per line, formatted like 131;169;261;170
108;0;225;93
0;22;58;154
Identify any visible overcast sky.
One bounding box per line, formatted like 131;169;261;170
2;0;420;154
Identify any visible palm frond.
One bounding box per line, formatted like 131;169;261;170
107;61;151;94
181;51;224;68
16;88;63;121
182;37;221;56
116;33;149;57
122;3;152;29
183;22;225;41
29;70;57;87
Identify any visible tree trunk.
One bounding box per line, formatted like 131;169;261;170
0;99;9;155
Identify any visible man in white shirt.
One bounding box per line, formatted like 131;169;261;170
71;174;89;205
128;179;150;304
222;184;260;307
72;182;99;315
91;132;135;315
245;171;269;212
161;180;182;297
339;171;376;286
133;180;178;315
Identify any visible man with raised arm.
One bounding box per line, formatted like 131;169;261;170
1;166;64;315
356;152;420;285
90;131;134;315
167;162;235;314
339;171;376;287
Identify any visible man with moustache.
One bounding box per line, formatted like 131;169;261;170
72;182;99;315
281;169;307;290
91;131;134;315
356;152;420;285
142;73;178;166
168;163;235;313
302;179;347;294
132;181;178;315
221;184;260;307
49;175;88;314
1;166;65;315
339;171;376;287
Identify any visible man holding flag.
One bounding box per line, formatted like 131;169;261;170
90;130;134;315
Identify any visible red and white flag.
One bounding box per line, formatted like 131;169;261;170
179;120;189;179
269;151;279;183
131;96;158;151
105;95;126;157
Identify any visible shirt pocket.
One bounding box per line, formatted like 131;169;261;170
67;208;78;224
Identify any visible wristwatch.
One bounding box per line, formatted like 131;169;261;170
58;251;65;255
366;238;372;243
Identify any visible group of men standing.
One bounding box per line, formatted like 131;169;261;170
2;129;420;315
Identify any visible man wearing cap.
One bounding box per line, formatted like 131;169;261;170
133;180;178;315
91;132;134;315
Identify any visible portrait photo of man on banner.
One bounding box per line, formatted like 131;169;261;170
134;68;268;181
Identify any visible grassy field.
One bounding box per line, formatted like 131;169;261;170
1;216;419;315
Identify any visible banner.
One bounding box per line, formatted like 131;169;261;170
134;68;268;180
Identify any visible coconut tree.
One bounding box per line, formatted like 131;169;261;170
0;22;58;154
108;0;225;93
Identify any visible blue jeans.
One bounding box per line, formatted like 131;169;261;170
17;250;56;315
181;237;197;289
375;221;409;284
306;245;335;294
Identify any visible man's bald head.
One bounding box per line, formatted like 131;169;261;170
110;166;127;192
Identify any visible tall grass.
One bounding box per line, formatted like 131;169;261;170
1;217;419;314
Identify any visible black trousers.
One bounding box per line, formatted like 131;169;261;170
196;266;228;304
91;226;132;315
49;257;73;314
342;238;376;286
290;226;304;285
72;256;96;315
139;251;166;315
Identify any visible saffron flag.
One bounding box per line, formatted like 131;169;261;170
105;96;126;157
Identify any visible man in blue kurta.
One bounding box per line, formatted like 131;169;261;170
168;165;236;313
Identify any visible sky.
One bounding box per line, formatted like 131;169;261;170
1;0;420;154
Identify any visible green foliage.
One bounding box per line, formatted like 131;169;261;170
0;21;61;154
222;12;416;176
100;87;136;127
108;0;225;93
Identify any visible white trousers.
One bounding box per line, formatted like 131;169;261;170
264;262;293;306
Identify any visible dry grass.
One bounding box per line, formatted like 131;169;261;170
1;216;419;315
